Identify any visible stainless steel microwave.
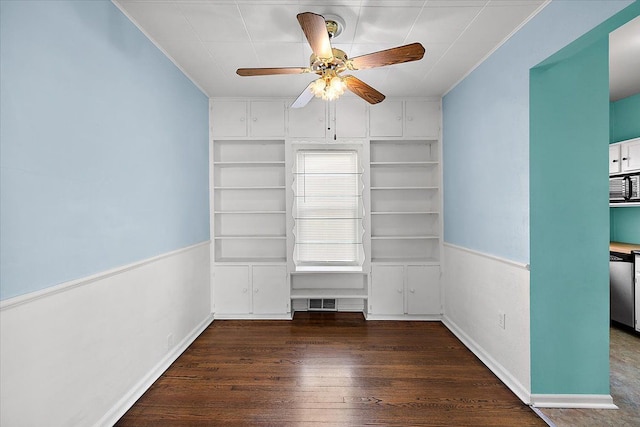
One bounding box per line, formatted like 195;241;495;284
610;173;640;203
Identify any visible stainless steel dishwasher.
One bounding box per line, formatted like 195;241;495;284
610;251;635;328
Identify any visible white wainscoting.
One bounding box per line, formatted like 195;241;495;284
0;242;212;427
442;243;531;403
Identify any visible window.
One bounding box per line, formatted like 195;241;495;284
293;150;364;270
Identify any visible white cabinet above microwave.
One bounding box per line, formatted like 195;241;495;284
610;137;640;175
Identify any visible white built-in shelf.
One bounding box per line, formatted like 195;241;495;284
371;186;438;190
215;257;287;263
213;186;286;190
370;161;438;166
213;161;285;166
371;235;439;240
214;211;286;214
369;138;441;265
214;235;287;240
213;137;287;266
290;288;368;299
371;211;439;215
371;257;440;264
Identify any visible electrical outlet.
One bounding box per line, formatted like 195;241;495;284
498;312;506;329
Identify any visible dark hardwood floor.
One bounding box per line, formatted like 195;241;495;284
116;312;545;426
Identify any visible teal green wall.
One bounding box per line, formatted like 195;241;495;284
530;38;611;394
610;93;640;244
611;93;640;142
530;1;640;395
611;208;640;243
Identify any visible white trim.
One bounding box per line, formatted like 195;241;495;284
110;1;209;97
442;314;532;405
530;406;557;427
530;394;617;409
213;313;292;320
443;242;530;270
442;0;552;98
1;241;211;311
96;314;215;427
365;314;442;321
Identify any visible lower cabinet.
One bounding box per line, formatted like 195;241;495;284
214;264;289;318
369;264;441;318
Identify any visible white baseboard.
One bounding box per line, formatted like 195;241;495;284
97;314;214;426
530;394;617;409
365;314;442;321
443;314;531;404
213;313;292;320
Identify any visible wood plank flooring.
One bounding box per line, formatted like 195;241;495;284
116;312;545;426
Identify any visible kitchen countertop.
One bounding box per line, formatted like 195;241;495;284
610;241;640;255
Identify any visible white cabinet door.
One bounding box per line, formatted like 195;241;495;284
406;265;440;315
252;265;288;314
288;100;326;138
212;101;247;137
336;98;367;138
370;265;404;315
609;144;622;174
622;138;640;172
250;101;285;137
214;265;250;314
369;100;403;137
405;100;440;138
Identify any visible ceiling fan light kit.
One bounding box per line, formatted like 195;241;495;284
236;12;425;108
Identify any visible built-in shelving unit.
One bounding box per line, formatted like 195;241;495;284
211;98;443;319
213;140;287;263
369;140;440;264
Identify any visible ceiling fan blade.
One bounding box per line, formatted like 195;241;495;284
297;12;333;60
349;43;425;70
291;81;316;109
237;67;309;76
343;75;385;105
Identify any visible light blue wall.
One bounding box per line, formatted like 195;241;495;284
442;0;632;263
0;1;210;300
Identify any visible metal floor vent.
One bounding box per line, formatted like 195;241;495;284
308;298;337;311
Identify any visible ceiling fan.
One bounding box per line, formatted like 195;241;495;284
236;12;425;108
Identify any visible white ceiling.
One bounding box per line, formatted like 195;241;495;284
609;15;640;101
113;0;548;99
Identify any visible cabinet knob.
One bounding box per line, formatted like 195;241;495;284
240;117;245;122
242;288;248;293
254;288;259;293
410;289;415;293
252;117;258;122
612;159;619;163
407;116;413;121
622;157;628;161
396;116;402;121
397;288;403;293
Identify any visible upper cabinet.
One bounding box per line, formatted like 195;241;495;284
212;100;285;138
335;97;368;138
405;100;440;138
370;100;403;137
288;99;326;138
370;100;440;139
610;144;622;174
610;137;640;175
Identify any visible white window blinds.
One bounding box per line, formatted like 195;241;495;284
293;150;364;269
